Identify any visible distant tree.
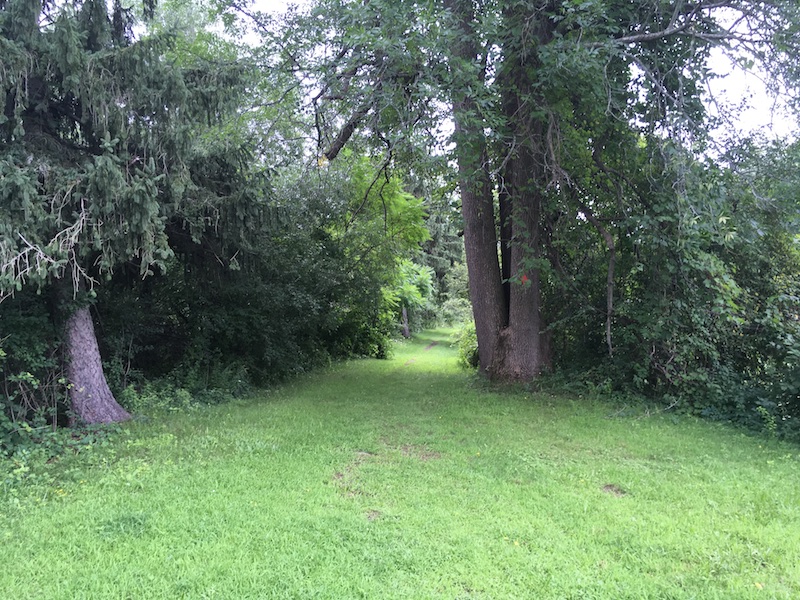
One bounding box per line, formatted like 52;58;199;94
383;259;435;337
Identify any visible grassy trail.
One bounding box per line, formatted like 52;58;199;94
2;330;799;599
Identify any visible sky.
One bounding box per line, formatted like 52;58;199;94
705;52;796;141
249;0;796;142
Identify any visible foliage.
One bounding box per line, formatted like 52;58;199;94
618;142;800;437
86;148;435;401
0;0;263;428
420;210;471;326
0;0;438;446
0;0;245;295
543;137;800;438
383;259;436;334
0;291;66;455
95;215;395;392
4;0;800;451
453;320;479;370
277;0;800;429
271;154;431;357
0;292;126;456
116;383;198;416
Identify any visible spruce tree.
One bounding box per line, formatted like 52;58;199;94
0;0;243;423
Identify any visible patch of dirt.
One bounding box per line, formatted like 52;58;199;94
400;444;442;462
332;443;441;501
332;450;377;497
423;341;439;351
378;435;442;462
366;509;382;522
404;358;417;366
602;483;627;497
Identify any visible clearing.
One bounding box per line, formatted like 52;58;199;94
1;330;799;598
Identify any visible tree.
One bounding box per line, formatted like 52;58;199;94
312;153;431;343
0;0;247;423
442;0;800;381
384;258;435;337
272;0;800;381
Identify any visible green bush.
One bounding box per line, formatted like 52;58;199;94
0;292;71;456
438;297;472;327
117;384;196;416
453;321;479;370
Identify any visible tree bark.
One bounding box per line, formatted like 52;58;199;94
401;305;411;338
455;128;507;375
445;0;507;376
66;306;131;424
498;203;548;379
494;131;550;380
486;2;556;379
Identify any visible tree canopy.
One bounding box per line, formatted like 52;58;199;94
258;0;800;429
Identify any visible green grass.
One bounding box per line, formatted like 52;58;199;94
2;329;800;599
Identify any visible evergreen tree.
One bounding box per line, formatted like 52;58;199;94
0;0;246;423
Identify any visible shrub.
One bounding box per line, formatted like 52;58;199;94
453;321;479;370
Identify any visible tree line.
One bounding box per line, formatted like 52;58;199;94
2;0;799;451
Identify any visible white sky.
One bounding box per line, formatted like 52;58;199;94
252;0;295;15
705;50;796;141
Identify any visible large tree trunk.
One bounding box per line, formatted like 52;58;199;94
493;162;550;379
456;130;507;375
445;0;507;376
66;306;131;424
491;31;553;379
446;0;554;381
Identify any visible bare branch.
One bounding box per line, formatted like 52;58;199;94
322;100;372;161
0;201;95;302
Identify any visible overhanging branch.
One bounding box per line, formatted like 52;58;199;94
322;100;372;161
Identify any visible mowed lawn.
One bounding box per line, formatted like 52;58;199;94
1;330;799;599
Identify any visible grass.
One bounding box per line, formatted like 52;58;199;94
2;329;800;599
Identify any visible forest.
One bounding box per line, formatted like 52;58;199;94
2;0;800;452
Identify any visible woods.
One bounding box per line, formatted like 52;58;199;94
2;0;800;449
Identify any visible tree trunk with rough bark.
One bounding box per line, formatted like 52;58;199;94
491;21;554;379
65;306;131;425
445;0;507;377
401;305;411;338
446;0;554;381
